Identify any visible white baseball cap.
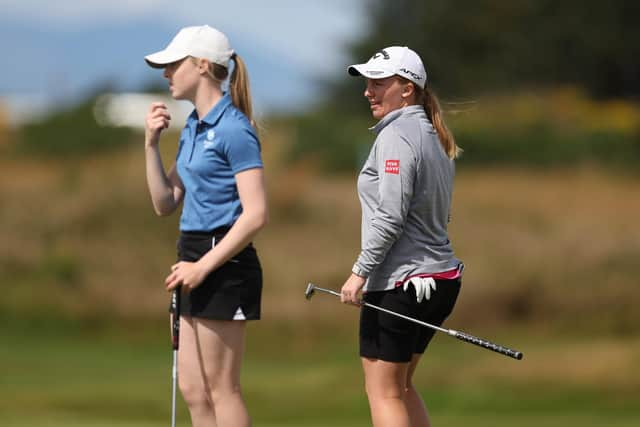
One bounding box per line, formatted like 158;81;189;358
348;46;427;89
145;25;234;69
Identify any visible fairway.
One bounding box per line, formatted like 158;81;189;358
1;144;639;426
2;318;638;426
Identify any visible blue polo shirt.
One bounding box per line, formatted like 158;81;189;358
176;93;263;232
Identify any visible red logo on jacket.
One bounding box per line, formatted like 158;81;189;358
385;159;400;174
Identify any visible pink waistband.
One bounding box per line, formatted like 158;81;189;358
395;265;462;287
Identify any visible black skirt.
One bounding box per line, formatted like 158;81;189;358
174;228;262;320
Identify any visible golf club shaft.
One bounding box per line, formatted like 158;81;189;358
170;287;182;427
313;286;451;334
171;349;178;427
310;285;523;360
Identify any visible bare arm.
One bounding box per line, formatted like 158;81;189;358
144;102;184;216
165;167;268;290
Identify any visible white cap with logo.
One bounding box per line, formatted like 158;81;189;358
348;46;427;89
145;25;234;69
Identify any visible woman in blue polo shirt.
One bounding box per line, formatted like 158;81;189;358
143;25;267;427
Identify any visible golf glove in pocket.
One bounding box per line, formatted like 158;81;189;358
403;277;437;303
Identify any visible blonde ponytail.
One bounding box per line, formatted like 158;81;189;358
205;54;257;129
229;54;256;128
422;88;462;159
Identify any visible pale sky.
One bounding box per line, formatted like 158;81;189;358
0;0;369;118
1;0;367;79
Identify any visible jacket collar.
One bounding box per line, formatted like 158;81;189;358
370;105;425;135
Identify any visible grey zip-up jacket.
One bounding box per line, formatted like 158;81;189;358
352;105;461;292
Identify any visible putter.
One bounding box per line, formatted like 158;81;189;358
170;286;182;427
305;283;523;360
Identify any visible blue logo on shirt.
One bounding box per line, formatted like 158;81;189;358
204;130;216;149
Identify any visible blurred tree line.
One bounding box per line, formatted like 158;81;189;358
340;0;640;105
7;82;134;158
292;0;640;172
7;1;639;168
17;96;133;157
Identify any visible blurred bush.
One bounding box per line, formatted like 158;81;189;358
287;107;371;173
451;88;640;167
15;95;134;157
0;104;11;149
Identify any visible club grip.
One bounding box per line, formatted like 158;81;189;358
171;288;181;350
454;331;523;360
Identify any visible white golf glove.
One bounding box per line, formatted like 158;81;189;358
403;277;437;303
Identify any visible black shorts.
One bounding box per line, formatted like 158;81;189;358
360;278;461;363
173;228;262;321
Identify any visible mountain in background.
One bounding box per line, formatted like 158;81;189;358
0;18;320;118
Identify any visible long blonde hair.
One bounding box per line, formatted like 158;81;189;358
202;54;256;128
406;79;462;160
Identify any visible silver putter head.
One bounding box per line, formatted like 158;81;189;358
304;283;316;300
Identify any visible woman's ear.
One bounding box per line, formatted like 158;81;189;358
401;82;416;99
197;58;210;75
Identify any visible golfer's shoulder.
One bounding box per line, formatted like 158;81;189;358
377;121;418;156
220;103;253;129
216;109;257;144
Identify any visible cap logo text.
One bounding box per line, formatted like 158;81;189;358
399;68;422;81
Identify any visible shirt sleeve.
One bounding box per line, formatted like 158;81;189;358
224;124;263;174
354;129;417;276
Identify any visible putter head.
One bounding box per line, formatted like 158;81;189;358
304;283;316;300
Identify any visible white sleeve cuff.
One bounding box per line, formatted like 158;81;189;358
351;263;369;278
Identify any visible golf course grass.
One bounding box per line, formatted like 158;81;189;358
2;315;638;426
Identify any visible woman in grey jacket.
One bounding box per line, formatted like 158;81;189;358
341;46;463;427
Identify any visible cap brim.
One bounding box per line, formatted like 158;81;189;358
347;64;394;79
347;64;364;76
144;50;189;69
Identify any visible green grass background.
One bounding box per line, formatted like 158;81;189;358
1;110;640;425
3;318;638;426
